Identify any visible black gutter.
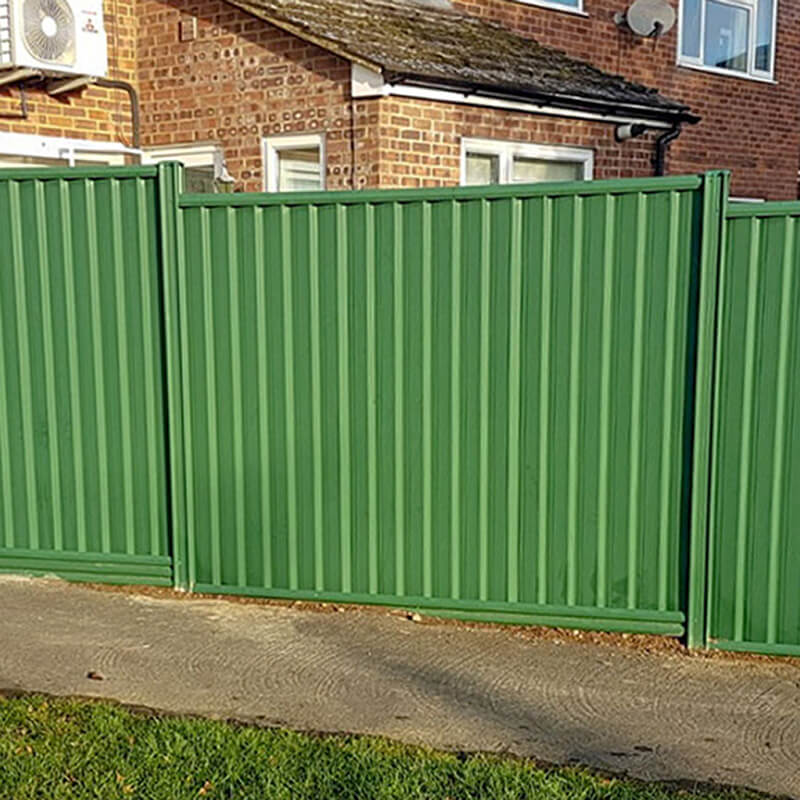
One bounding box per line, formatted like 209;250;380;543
382;71;700;127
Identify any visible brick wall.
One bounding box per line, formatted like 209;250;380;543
135;0;664;191
136;0;381;191
137;0;800;197
374;96;660;188
453;0;800;200
0;0;137;146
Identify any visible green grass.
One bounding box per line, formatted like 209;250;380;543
0;695;763;800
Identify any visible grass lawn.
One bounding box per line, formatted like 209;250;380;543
0;695;765;800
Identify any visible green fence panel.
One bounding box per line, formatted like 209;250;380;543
175;175;711;635
0;167;172;585
706;202;800;656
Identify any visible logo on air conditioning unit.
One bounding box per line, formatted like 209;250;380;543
80;8;98;34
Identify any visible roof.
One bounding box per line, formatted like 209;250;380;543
224;0;697;123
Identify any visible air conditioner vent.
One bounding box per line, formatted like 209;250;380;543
0;0;12;65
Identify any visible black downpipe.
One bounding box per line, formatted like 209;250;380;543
654;123;682;176
94;78;141;149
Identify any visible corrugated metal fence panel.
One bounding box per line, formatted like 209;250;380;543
177;176;705;634
0;168;172;584
707;203;800;656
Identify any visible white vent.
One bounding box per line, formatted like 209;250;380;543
0;0;106;78
0;0;12;65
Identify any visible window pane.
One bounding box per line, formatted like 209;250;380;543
277;146;322;192
73;150;130;166
704;0;749;72
511;157;584;183
681;0;702;58
464;152;500;185
0;155;69;167
755;0;774;72
184;165;217;193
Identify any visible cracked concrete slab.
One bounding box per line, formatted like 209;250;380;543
0;576;798;797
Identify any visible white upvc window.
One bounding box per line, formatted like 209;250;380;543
678;0;777;81
0;131;140;168
144;142;233;193
461;138;593;186
263;133;325;193
514;0;585;15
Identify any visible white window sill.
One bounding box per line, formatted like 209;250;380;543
677;60;776;85
510;0;588;16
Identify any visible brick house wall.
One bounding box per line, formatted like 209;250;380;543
137;0;381;191
373;96;660;188
0;0;137;146
136;0;662;191
453;0;800;199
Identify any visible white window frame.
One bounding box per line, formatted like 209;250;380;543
144;142;224;172
0;131;141;167
460;138;594;186
263;133;326;193
143;142;233;189
677;0;778;82
511;0;587;16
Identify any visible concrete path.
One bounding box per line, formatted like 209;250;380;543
1;576;798;798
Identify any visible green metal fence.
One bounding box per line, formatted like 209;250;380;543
0;167;172;584
1;164;797;654
172;174;721;636
705;202;800;657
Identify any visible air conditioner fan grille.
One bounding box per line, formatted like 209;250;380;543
23;0;74;64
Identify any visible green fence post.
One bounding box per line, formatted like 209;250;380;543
157;162;190;591
686;170;730;649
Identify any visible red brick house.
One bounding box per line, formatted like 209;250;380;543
0;0;795;198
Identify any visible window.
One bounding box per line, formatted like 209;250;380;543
515;0;584;13
461;139;593;186
679;0;777;80
263;134;325;193
144;143;233;193
0;131;139;169
0;155;70;168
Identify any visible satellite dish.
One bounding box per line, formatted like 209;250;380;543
617;0;676;37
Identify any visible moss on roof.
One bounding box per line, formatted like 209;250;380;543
225;0;692;117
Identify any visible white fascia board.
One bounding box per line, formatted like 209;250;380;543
350;63;672;129
351;64;391;98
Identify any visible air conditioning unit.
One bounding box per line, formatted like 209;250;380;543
0;0;107;79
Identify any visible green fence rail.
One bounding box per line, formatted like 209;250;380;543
705;202;800;657
0;164;796;654
0;167;172;585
